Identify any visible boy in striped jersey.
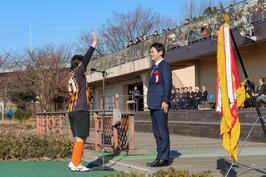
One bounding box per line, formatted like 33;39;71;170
67;32;97;172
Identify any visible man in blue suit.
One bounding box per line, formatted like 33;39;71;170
146;43;172;167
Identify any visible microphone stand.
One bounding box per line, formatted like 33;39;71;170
91;68;113;171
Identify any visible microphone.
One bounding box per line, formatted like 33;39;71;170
90;68;97;72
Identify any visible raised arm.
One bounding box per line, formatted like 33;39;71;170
82;32;97;68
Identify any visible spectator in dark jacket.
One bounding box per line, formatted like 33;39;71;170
255;77;266;106
175;88;182;109
182;87;190;109
201;84;208;102
244;79;255;108
187;86;195;109
194;86;202;108
170;89;176;110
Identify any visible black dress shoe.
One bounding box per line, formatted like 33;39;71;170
146;158;160;167
151;159;172;167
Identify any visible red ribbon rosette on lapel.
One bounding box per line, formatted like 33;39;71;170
154;69;160;84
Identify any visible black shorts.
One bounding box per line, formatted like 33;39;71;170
69;110;90;138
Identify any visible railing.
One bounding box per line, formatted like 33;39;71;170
87;0;265;72
96;94;147;112
119;95;146;112
96;93;219;111
91;112;135;152
36;111;135;153
36;112;70;135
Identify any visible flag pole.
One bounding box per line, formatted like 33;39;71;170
220;12;266;177
229;28;266;137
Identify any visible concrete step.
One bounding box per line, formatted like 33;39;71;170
134;108;266;124
89;109;266;143
135;120;266;142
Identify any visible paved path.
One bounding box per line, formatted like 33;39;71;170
0;161;118;177
84;132;266;177
1;132;265;177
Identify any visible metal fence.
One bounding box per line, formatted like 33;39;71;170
95;94;147;112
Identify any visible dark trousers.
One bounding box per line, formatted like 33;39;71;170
150;109;170;160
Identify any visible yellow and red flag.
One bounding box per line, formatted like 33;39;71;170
216;23;245;161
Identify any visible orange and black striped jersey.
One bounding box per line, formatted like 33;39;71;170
66;46;95;112
66;64;88;112
67;72;79;112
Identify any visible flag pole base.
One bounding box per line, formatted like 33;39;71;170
219;157;266;176
222;116;266;177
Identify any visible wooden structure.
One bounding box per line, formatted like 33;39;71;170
36;111;135;153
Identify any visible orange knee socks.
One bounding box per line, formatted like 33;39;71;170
71;141;84;166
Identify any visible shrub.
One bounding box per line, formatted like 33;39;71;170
14;109;32;120
0;131;72;160
152;168;213;177
105;168;213;177
105;172;145;177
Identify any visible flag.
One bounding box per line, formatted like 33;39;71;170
216;23;246;161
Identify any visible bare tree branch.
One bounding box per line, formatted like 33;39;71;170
2;44;72;111
79;5;175;54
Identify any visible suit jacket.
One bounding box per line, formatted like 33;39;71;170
256;84;266;96
175;92;181;101
201;90;208;101
194;91;202;99
183;91;190;99
188;91;195;99
147;60;172;110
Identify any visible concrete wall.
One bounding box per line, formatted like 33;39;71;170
86;56;151;83
172;66;195;88
197;42;266;98
197;57;216;96
134;109;266;142
236;42;266;81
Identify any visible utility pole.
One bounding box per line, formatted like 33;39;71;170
29;22;32;52
3;87;7;120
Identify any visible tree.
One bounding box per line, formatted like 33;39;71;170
185;0;197;19
80;5;174;54
199;0;213;16
0;53;8;72
4;45;71;112
0;55;3;70
203;6;218;16
179;0;232;20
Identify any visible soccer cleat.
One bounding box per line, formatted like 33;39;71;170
68;162;74;168
68;162;90;172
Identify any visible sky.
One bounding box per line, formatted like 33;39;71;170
0;0;191;52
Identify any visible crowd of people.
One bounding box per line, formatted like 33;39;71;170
170;85;209;110
126;29;172;48
169;76;266;111
245;77;266;108
126;0;265;50
91;0;265;71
